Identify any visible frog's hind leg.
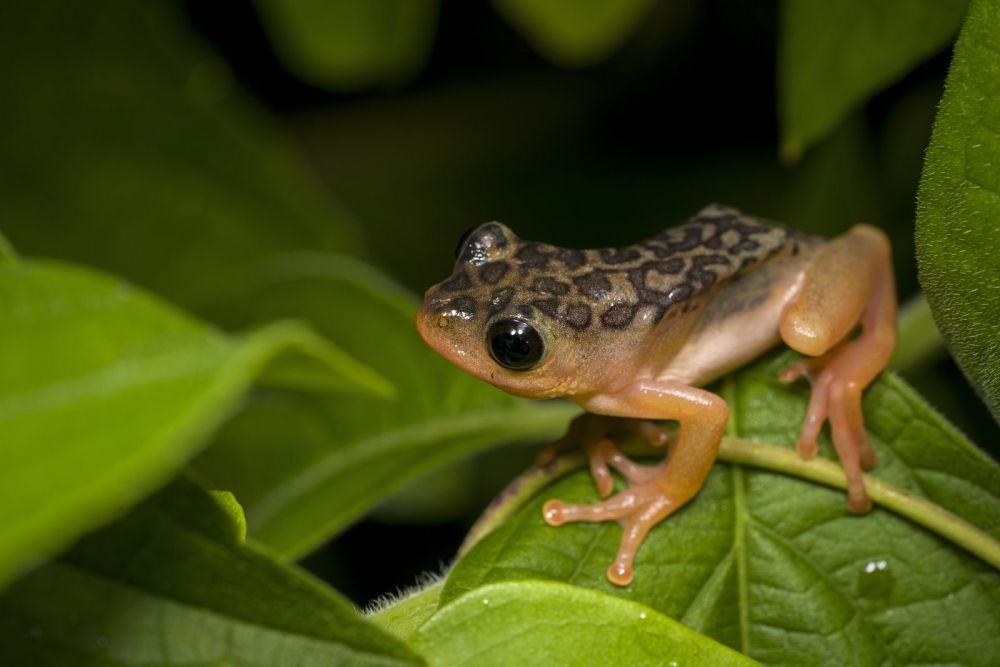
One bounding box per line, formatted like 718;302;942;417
779;224;896;513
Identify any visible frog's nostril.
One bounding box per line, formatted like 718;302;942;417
436;315;450;329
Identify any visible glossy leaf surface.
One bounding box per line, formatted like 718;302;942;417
0;257;379;590
443;352;1000;665
779;0;967;159
0;478;421;666
414;581;757;666
916;0;1000;421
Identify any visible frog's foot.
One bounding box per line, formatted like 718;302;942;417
536;413;670;500
781;346;881;508
543;466;687;585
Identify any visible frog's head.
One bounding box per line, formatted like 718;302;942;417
416;222;593;399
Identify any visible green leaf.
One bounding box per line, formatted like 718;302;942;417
916;0;1000;422
442;351;1000;665
492;0;657;67
368;580;444;642
191;253;578;558
0;231;15;265
0;258;382;591
0;0;361;314
0;477;421;666
779;0;967;160
254;0;439;90
414;580;757;666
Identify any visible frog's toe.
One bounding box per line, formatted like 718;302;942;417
543;480;685;586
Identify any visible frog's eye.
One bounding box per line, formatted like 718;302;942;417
454;227;476;260
487;318;545;371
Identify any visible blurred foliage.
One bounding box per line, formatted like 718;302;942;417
779;0;967;160
917;0;1000;422
0;254;385;590
493;0;658;66
254;0;439;90
0;0;998;665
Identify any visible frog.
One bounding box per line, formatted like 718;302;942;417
416;203;896;586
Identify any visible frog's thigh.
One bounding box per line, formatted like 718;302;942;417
780;225;891;357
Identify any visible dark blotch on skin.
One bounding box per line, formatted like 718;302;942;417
728;238;760;255
600;302;638;328
563;302;592;329
667;284;692;303
688;254;731;292
440;271;473;292
574;270;612;300
479;261;510;285
448;295;477;319
557;249;586;270
531;298;560;319
599;247;641;264
515;243;552;269
532;276;571;296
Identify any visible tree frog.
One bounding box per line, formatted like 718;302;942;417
416;204;896;586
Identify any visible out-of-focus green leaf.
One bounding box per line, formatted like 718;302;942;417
442;351;1000;665
0;232;14;265
413;581;757;666
254;0;439;90
916;0;1000;422
779;0;967;160
0;0;361;315
0;258;382;591
493;0;657;66
0;477;422;666
192;253;578;558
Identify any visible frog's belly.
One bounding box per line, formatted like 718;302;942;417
656;266;805;386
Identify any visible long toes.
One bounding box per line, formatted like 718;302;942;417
829;382;873;513
542;491;641;526
797;374;830;460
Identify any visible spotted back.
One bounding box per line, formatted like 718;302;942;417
427;204;809;337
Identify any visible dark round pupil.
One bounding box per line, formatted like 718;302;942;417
487;318;544;371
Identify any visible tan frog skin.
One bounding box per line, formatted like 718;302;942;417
416;203;896;586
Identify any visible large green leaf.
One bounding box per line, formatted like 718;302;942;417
254;0;439;90
0;257;385;591
0;0;360;315
442;352;1000;665
192;253;578;558
414;581;757;666
0;477;421;666
779;0;967;160
916;0;1000;422
492;0;657;67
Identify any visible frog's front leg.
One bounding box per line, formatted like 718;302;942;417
779;224;896;513
542;383;728;586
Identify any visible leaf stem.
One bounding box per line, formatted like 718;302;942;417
462;437;1000;571
718;437;1000;570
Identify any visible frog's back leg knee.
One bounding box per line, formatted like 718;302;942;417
780;225;894;356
